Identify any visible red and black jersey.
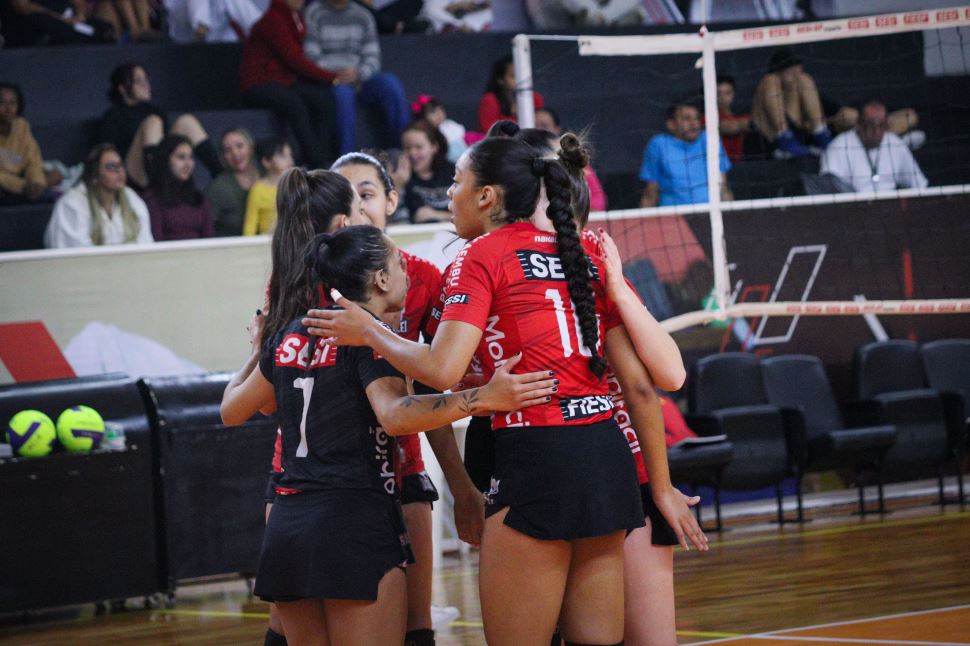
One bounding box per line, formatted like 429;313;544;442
259;315;402;496
607;368;648;485
395;251;443;478
441;221;621;430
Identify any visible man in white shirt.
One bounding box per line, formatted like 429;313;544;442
164;0;266;42
820;99;928;193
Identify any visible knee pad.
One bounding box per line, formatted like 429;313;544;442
404;628;435;646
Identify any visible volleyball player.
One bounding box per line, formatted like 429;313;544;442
331;151;484;646
221;223;558;645
303;136;706;645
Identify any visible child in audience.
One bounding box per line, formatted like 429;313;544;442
142;134;213;241
401;120;453;223
411;94;466;162
243;137;294;236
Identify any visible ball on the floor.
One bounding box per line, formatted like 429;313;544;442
56;405;105;452
7;410;57;458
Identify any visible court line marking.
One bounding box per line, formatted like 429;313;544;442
158;609;270;620
683;604;970;646
749;637;967;645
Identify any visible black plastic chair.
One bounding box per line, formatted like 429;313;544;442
667;440;735;532
762;355;897;519
921;338;970;501
853;340;959;506
687;353;792;525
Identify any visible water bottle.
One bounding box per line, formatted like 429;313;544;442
104;422;126;451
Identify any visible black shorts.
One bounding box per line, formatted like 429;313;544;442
463;415;495;493
639;482;680;547
400;471;439;506
254;489;412;602
486;418;644;541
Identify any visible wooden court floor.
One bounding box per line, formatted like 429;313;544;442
2;504;968;645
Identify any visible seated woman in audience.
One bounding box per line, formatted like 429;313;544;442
401;119;453;223
98;63;222;188
243;137;294;235
142;135;213;241
239;0;338;169
0;82;59;205
476;54;544;133
205;128;260;237
45;143;153;248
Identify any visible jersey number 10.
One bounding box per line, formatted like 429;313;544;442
545;288;600;358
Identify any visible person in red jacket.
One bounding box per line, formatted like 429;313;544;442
476;54;544;133
239;0;338;169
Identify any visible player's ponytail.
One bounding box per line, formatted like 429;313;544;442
539;153;607;379
305;225;391;303
264;168;356;345
557;132;592;229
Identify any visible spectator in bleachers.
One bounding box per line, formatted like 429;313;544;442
44;143;153;248
303;0;410;155
715;75;749;163
357;0;428;34
0;0;114;46
639;101;732;207
401;119;452;223
163;0;265;42
411;94;465;162
820;99;928;194
532;106;607;211
205;127;259;236
0;82;57;205
98;63;223;188
748;48;834;159
421;0;492;32
142;134;214;240
243;136;294;235
93;0;164;41
239;0;338;170
477;54;544;133
526;0;646;28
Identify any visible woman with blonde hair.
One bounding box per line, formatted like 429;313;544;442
44;143;153;248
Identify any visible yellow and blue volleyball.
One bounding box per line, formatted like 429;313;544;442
6;410;57;458
55;405;105;452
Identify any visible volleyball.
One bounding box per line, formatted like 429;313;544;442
55;406;105;452
6;410;57;458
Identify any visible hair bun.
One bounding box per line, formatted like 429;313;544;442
304;231;333;270
485;119;521;139
557;133;590;173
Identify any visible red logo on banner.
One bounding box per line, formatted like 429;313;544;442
876;16;898;27
743;29;764;40
936;9;959;22
966;8;970;19
796;23;823;33
904;12;929;24
769;27;790;37
848;19;869;29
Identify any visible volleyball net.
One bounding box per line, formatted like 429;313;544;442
511;7;970;357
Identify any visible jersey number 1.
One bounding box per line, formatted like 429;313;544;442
293;377;313;458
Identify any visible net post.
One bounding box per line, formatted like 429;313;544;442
512;34;536;128
701;28;730;315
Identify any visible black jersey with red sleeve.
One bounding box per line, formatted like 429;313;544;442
259;315;403;496
440;221;622;430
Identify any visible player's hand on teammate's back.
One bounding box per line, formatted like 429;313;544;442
653;485;709;552
477;352;558;412
304;290;375;345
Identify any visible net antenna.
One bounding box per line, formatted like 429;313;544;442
511;7;970;332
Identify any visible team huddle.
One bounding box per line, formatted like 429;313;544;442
220;121;708;646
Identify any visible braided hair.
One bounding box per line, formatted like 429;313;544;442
466;136;607;378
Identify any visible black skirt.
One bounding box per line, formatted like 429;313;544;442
400;471;440;506
639;482;680;547
486;418;644;541
255;489;412;602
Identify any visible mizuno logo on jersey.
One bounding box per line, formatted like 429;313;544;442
515;250;600;281
559;395;614;420
276;334;337;368
444;293;470;305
